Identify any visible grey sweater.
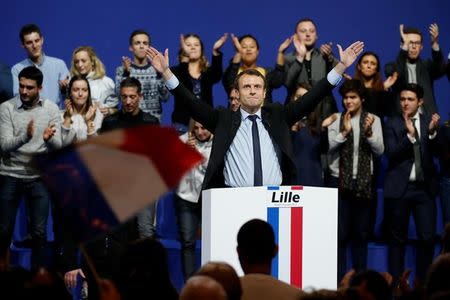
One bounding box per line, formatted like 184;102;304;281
0;96;62;178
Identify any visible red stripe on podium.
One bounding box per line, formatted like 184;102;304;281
290;207;303;288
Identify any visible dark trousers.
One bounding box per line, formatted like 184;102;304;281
328;176;371;281
174;194;200;281
386;182;436;283
0;175;51;269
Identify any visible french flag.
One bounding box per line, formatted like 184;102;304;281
34;126;203;242
267;186;304;288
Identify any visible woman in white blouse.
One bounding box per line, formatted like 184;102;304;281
70;46;118;116
61;75;103;146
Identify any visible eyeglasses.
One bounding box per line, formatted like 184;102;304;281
408;41;422;47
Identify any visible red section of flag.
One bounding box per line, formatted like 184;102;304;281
290;207;303;288
118;126;203;187
291;186;303;190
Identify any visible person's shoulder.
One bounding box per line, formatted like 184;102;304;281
142;112;159;124
12;59;28;71
0;96;17;109
42;99;60;110
45;55;67;66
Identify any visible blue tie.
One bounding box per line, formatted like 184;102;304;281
248;115;263;186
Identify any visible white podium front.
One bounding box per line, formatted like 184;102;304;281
202;185;338;290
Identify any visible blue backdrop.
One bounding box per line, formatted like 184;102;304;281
2;0;449;125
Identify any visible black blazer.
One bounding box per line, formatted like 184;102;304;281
170;76;334;190
383;114;438;198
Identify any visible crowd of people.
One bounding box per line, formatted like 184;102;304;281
0;19;449;299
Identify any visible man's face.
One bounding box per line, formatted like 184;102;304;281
237;74;266;113
121;86;141;114
22;32;44;60
296;21;317;48
400;90;422;117
343;91;363;115
229;89;240;111
19;77;41;104
193;122;212;142
405;33;423;60
129;34;150;61
240;37;259;66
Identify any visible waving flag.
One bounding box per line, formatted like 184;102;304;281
34;125;203;242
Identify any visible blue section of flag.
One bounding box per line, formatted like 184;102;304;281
267;186;280;190
267;207;279;278
35;146;119;242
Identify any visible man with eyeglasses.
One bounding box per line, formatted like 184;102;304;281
384;24;446;116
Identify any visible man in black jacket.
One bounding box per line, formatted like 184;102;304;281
145;41;364;190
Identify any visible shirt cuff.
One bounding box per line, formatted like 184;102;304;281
327;69;342;86
429;131;437;140
165;75;180;90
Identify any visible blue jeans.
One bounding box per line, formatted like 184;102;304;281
136;203;156;238
0;175;50;269
441;176;450;225
174;194;200;280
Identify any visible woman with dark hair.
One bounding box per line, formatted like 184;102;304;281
353;51;398;118
171;33;227;134
61;75;102;146
223;34;288;103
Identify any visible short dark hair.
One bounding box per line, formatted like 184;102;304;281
402;27;423;43
338;79;366;99
401;83;424;99
18;66;43;87
350;270;391;300
238;34;260;50
120;77;141;94
237;219;276;264
129;29;151;46
294;18;317;33
234;69;267;90
19;24;42;44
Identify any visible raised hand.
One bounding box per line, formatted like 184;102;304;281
342;111;352;137
122;56;131;72
383;72;398;90
43;124;56;141
428;113;440;134
363;113;375;137
337;41;364;68
64;269;85;289
85;105;96;122
59;75;69;90
320;42;333;59
321;113;337;128
187;132;196;148
293;34;307;62
278;36;293;54
27;119;35;139
399;24;408;46
429;23;439;46
146;47;171;79
231;33;243;54
64;99;74;117
213;33;228;55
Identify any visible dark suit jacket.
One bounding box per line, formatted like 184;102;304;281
385;49;445;115
383;114;438;198
170;76;334;190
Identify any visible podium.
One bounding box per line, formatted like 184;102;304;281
202;185;338;290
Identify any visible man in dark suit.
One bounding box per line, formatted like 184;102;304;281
384;83;440;285
384;24;445;116
145;41;364;190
